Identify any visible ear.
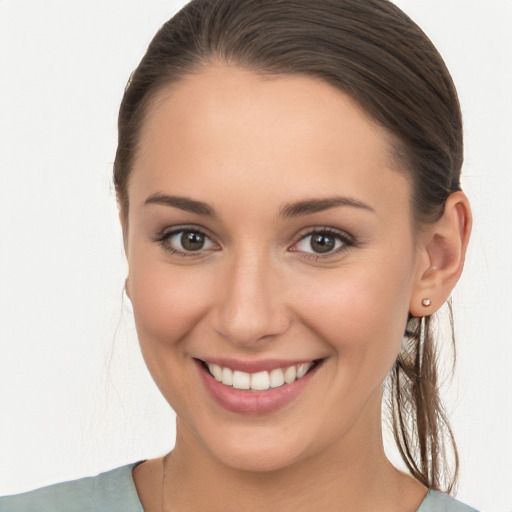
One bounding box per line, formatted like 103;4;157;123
409;191;472;317
118;210;129;254
125;276;132;301
118;210;132;300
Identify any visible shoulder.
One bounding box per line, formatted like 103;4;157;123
417;490;479;512
0;462;144;512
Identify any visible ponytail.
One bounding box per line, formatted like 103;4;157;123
388;305;459;492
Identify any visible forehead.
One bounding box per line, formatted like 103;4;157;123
129;64;410;218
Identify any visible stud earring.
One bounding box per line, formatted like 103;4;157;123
421;298;431;307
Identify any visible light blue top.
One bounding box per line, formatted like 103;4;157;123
0;462;479;511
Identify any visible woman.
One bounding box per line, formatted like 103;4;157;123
0;0;479;510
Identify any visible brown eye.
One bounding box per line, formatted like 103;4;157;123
310;233;336;253
292;228;352;257
160;228;217;255
181;231;205;251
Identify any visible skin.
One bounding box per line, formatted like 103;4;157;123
123;64;471;512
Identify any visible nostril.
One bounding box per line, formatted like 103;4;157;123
212;305;291;347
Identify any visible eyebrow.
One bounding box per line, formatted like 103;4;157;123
279;196;375;219
144;193;216;216
144;193;374;218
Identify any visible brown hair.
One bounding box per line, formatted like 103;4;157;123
114;0;462;492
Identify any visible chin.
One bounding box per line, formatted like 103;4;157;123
177;416;308;472
209;440;306;473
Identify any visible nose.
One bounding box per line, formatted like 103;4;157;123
211;253;291;348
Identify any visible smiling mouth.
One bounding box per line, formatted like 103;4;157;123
201;360;321;391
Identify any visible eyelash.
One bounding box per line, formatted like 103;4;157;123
290;227;355;260
153;226;355;259
153;226;218;257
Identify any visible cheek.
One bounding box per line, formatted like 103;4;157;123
126;255;215;411
295;264;412;365
128;256;211;348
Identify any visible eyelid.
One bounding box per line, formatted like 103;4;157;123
153;224;355;259
153;225;220;256
289;226;355;258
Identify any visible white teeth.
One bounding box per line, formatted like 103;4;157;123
250;371;270;391
283;365;297;384
206;361;316;391
269;368;285;388
222;367;233;386
297;362;313;379
232;370;251;390
208;363;222;381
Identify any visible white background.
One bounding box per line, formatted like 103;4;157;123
0;1;511;511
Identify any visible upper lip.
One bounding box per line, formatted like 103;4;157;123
196;357;321;373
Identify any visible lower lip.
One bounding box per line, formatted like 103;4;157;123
196;360;320;415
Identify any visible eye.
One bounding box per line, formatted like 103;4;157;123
292;228;352;256
157;228;218;255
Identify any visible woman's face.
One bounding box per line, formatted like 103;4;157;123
125;65;424;471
